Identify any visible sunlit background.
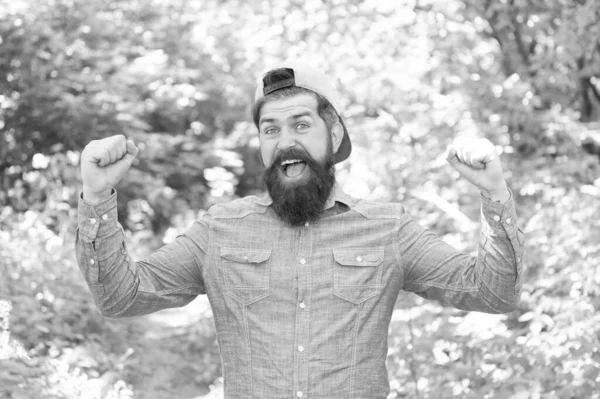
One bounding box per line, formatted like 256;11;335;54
1;0;600;398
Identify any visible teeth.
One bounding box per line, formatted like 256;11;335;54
281;159;302;166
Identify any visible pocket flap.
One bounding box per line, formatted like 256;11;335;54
333;247;384;267
220;248;272;264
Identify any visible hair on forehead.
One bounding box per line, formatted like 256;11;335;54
252;86;339;131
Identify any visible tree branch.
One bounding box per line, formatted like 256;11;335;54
410;189;477;233
407;307;422;399
508;0;530;66
589;78;600;103
578;57;593;121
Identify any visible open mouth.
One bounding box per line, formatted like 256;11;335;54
280;159;308;178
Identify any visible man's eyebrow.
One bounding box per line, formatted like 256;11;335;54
259;112;313;127
259;117;277;127
289;111;313;120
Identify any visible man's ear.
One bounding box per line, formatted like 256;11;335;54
331;121;344;154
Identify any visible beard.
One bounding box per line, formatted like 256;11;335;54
262;142;336;227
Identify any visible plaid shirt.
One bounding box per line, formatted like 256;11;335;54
76;185;524;399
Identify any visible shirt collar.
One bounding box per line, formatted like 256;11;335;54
324;182;352;210
256;182;352;210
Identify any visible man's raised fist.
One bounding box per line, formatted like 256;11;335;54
80;135;139;204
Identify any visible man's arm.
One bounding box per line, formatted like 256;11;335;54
400;190;523;313
75;190;207;318
76;135;207;318
400;137;524;313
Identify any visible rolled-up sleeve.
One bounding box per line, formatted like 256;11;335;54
75;190;208;318
400;190;524;314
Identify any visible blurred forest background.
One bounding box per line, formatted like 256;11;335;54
1;0;600;398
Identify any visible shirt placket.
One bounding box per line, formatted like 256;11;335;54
293;220;313;398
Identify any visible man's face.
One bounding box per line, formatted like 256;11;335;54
259;94;335;178
258;94;343;226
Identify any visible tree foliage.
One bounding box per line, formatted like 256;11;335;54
1;0;600;398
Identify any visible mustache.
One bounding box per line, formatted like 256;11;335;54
272;147;315;167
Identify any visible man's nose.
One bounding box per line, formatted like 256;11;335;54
276;127;296;151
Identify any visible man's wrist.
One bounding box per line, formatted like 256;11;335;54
481;183;510;204
82;187;112;205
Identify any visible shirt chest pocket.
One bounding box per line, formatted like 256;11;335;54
220;247;272;305
333;247;384;305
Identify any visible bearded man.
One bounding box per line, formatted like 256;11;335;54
76;61;524;399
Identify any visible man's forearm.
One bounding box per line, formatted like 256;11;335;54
477;189;524;312
75;190;140;317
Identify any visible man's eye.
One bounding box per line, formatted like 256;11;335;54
296;123;309;130
264;127;278;135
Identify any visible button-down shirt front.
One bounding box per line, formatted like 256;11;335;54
75;185;524;399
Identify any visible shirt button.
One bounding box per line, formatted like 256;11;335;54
493;215;500;222
90;259;95;264
517;257;521;263
300;258;306;265
356;256;363;262
506;217;512;224
304;221;309;227
299;302;306;309
298;345;304;352
297;391;303;398
90;218;97;224
102;214;108;221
